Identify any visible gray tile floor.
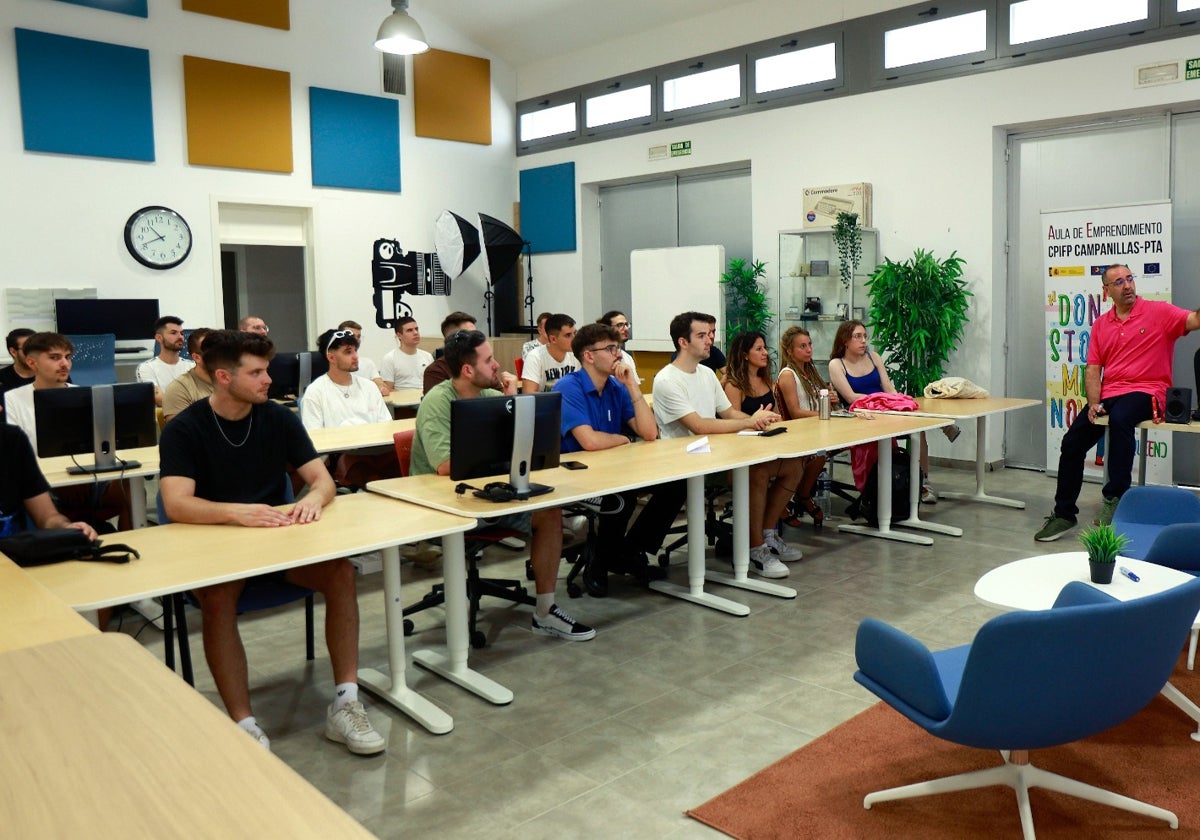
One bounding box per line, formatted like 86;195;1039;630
110;464;1084;838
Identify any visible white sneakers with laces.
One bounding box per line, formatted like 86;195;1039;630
763;530;803;562
325;701;386;755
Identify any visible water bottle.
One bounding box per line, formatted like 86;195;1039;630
818;389;831;420
816;468;832;518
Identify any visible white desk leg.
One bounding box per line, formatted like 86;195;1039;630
896;432;963;537
840;437;934;545
131;476;148;528
939;416;1026;509
1158;680;1200;741
706;465;797;599
409;532;514;705
358;545;455;734
651;474;750;616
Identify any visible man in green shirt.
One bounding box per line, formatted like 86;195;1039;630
412;329;595;641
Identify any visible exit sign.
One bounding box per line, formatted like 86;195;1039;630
670;141;692;157
1187;58;1200;81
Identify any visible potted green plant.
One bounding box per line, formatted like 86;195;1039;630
865;249;971;396
832;211;863;290
1077;524;1131;584
721;257;774;340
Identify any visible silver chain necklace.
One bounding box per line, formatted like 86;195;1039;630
210;403;253;447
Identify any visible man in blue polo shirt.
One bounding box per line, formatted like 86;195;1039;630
554;322;683;596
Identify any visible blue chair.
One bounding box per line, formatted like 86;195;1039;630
854;577;1200;839
65;333;117;386
1145;522;1200;670
1111;486;1200;559
155;487;315;686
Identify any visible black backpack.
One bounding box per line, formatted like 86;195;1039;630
0;528;139;568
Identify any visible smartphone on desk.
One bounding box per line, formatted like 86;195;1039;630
561;460;588;470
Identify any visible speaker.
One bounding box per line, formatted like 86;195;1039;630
1165;386;1192;424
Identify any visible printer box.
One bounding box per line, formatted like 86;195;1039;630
802;182;872;228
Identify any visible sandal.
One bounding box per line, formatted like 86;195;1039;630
798;496;825;530
782;500;805;529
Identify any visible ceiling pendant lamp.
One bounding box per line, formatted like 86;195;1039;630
375;0;429;55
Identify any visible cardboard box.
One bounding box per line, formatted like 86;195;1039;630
802;182;872;228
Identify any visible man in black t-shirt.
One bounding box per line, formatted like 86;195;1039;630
0;328;36;406
159;330;385;755
0;424;98;540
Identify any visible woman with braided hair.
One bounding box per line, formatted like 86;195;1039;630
775;325;832;528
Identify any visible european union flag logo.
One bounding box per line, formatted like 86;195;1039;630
1143;263;1161;275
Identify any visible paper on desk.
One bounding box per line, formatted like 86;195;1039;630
686;436;711;453
737;430;762;436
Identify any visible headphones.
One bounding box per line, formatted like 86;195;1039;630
455;481;520;502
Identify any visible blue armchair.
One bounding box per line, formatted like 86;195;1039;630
1111;485;1200;559
854;576;1200;838
1145;522;1200;670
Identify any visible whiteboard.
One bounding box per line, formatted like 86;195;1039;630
627;245;725;352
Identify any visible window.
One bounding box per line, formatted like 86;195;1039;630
1181;0;1200;10
884;10;988;69
755;42;837;94
1008;0;1149;45
518;100;577;144
662;62;742;113
585;83;652;129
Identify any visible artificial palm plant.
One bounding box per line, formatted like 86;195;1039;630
721;257;774;340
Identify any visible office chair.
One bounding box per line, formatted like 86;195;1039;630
393;430;534;649
155;488;315;686
65;334;117;386
1111;485;1200;559
1144;522;1200;669
854;576;1200;839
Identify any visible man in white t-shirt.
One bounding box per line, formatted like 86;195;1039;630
136;316;195;406
652;311;802;579
522;313;579;393
337;319;389;395
521;311;551;358
380;316;433;391
302;328;396;487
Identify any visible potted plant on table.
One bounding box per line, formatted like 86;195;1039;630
1078;523;1130;584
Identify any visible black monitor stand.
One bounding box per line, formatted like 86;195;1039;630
68;384;143;475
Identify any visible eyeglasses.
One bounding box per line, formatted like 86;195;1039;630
325;329;355;354
851;332;869;341
611;321;631;329
589;344;621;356
1106;274;1136;288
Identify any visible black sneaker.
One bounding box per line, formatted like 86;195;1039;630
532;604;596;641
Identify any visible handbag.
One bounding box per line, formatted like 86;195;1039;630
0;528;140;568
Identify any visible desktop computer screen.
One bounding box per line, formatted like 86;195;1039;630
450;391;561;499
33;382;157;474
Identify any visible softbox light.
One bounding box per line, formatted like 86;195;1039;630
478;213;524;286
433;210;480;279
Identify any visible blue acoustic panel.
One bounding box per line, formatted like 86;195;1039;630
15;29;154;161
309;87;400;192
51;0;148;16
520;162;576;253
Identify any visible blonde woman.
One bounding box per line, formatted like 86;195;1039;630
774;326;830;528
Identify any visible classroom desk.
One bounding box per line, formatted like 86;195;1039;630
867;397;1040;509
0;633;374;838
38;444;159;528
0;555;97;654
1096;416;1200;486
27;491;479;735
307;417;416;454
384;388;423;410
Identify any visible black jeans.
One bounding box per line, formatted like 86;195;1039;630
1053;391;1153;520
594;480;687;570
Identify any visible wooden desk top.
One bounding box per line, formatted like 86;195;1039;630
910;396;1040;418
28;491;473;611
307;418;416;454
38;445;160;488
0;556;97;654
367;413;947;518
0;634;373;838
384;388;423;409
1095;415;1200;434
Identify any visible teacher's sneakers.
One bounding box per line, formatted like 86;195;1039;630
1034;514;1076;542
1094;495;1119;526
325;701;386;755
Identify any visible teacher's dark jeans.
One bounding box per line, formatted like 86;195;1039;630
1053;391;1153;520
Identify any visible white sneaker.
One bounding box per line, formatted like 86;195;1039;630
764;530;803;562
531;604;596;641
242;722;270;750
325;701;386;755
749;544;789;578
921;483;938;504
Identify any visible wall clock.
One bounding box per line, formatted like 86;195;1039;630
124;206;192;270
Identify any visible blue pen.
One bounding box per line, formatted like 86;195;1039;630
1119;566;1140;583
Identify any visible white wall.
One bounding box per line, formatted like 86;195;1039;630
517;32;1200;462
0;0;518;368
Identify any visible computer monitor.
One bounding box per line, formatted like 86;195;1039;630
450;391;562;500
267;351;329;400
55;298;160;353
33;382;157;474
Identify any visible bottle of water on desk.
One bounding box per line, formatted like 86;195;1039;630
816;468;832;518
818;389;831;420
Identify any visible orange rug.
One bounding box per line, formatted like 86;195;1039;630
688;656;1200;839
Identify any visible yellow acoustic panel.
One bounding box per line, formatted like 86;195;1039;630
414;49;491;145
181;0;289;30
183;56;293;173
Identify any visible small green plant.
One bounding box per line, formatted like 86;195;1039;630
1077;523;1130;565
721;258;774;340
832;211;863;290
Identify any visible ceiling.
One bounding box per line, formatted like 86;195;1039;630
418;0;739;69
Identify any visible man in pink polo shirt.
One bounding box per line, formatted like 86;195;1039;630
1036;264;1200;541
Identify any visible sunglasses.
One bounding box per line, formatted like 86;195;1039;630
326;329;356;354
